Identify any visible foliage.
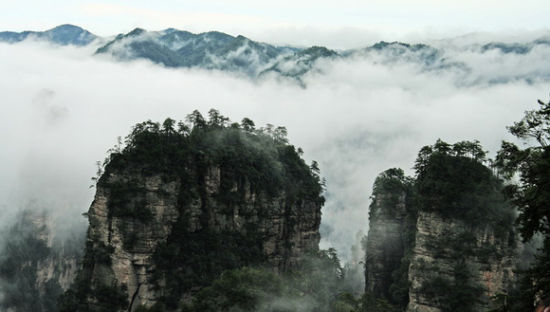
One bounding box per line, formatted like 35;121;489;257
495;99;550;241
415;139;514;232
495;98;550;302
0;212;63;312
367;168;417;309
180;249;370;312
419;261;484;312
369;168;414;219
58;240;128;312
106;181;151;222
62;109;325;310
100;109;324;207
365;140;518;311
180;267;285;312
151;227;267;308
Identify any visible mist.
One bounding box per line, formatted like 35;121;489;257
0;37;547;266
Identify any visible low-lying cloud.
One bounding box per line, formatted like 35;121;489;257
0;38;547;267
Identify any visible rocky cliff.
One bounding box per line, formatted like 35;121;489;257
407;210;516;312
364;140;518;312
0;210;82;312
364;168;415;307
59;114;324;312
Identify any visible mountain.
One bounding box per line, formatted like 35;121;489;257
94;27;298;77
58;113;324;311
480;39;550;54
2;24;550;85
364;141;520;312
358;41;442;66
0;24;97;46
259;46;339;82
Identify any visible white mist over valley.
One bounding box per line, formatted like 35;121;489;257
0;32;547;263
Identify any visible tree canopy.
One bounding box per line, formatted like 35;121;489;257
496;99;550;241
495;98;550;305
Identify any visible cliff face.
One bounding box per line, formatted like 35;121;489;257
86;171;181;310
85;166;321;311
407;211;516;312
364;169;414;307
61;117;324;312
365;192;407;297
364;142;519;312
0;210;82;312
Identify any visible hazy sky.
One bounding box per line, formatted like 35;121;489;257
2;0;550;48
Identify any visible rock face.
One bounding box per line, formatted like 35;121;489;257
86;171;181;310
0;210;82;312
364;169;413;304
407;211;516;312
84;166;321;311
62;120;324;312
364;146;519;312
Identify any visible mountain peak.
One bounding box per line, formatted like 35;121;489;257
126;28;146;37
49;24;85;32
0;24;96;46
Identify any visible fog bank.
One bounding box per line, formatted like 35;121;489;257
0;39;546;263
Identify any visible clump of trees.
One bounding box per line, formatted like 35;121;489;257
414;139;514;230
100;109;324;207
494;98;550;311
177;249;394;312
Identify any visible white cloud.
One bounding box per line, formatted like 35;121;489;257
0;38;546;265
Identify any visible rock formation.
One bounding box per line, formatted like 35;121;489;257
364;168;415;307
364;141;519;312
407;210;516;312
60;116;324;312
0;210;82;312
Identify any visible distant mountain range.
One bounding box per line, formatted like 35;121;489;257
0;24;97;46
2;24;550;85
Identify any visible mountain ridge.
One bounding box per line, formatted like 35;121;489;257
3;24;550;84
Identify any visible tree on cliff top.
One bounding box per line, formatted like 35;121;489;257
414;139;511;227
101;109;325;205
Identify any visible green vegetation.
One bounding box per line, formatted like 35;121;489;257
413;140;516;312
367;168;416;309
365;140;516;312
369;168;414;220
58;240;129;312
415;140;513;226
419;260;484;312
495;98;550;310
0;219;53;312
0;212;70;312
179;249;392;312
60;109;325;311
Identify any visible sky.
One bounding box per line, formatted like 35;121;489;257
1;0;550;265
2;0;550;48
